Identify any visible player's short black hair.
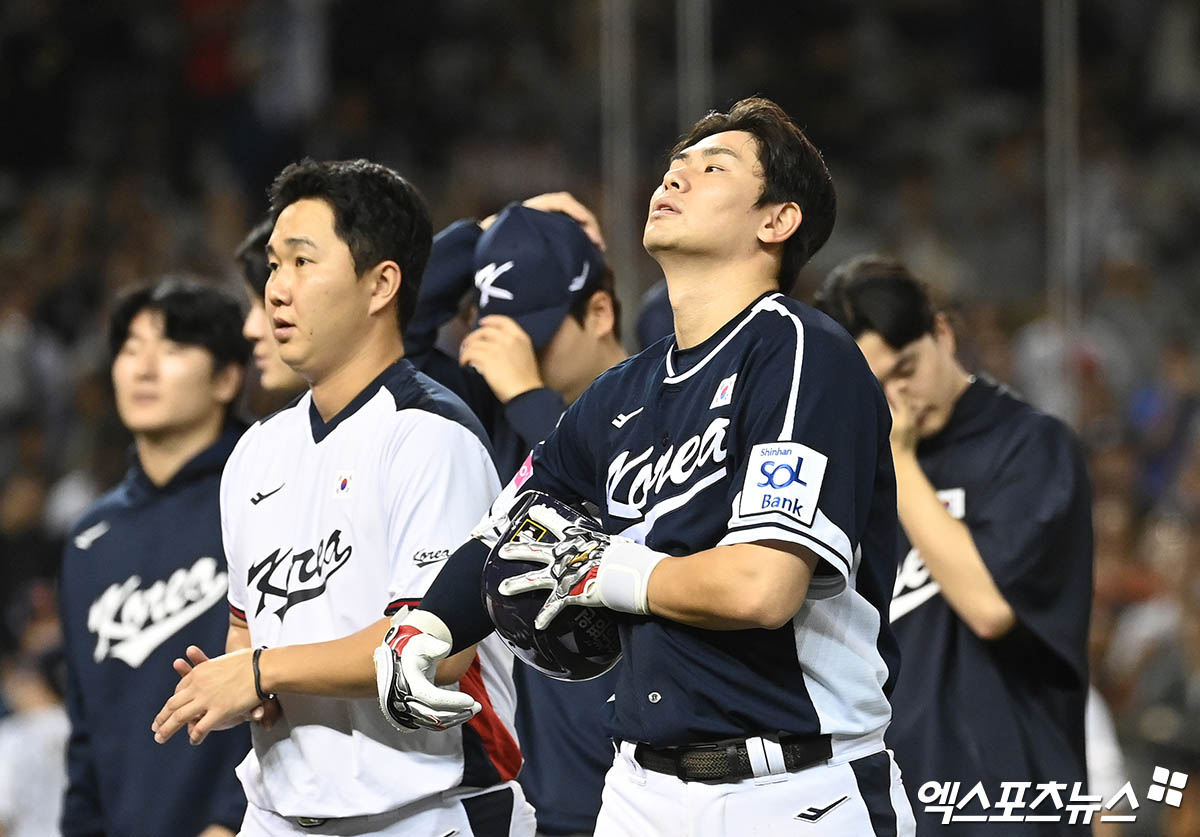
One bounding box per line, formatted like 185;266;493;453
813;255;937;350
268;158;433;333
108;276;250;370
566;264;623;341
235;217;274;297
672;97;837;285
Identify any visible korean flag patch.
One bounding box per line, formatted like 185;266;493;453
740;442;827;527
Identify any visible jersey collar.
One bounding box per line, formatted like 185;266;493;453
663;291;778;383
308;357;410;443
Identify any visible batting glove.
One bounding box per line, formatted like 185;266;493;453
497;503;667;630
374;609;481;733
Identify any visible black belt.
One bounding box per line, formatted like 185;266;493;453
632;734;832;782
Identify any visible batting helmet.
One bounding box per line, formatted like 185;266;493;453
482;491;623;681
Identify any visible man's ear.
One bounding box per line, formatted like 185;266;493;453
367;261;403;318
757;202;802;246
213;363;244;406
932;311;957;357
583;290;616;338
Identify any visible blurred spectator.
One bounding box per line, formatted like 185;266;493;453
1127;338;1200;509
0;647;69;837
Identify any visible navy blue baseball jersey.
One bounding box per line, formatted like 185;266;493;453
886;377;1092;834
60;426;249;837
425;291;901;757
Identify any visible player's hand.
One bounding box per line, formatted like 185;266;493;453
497;502;667;629
459;315;545;403
171;646;280;730
519;192;606;250
479;192;606;251
883;382;920;457
197;826;236;837
152;646;259;745
374;610;480;733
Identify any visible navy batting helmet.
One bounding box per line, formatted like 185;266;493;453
482;491;623;681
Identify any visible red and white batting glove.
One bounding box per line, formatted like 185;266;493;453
373;609;480;733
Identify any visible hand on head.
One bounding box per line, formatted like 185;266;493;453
480;192;606;251
459;315;545;403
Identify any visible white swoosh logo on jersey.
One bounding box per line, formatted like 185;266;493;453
74;521;110;550
611;407;644;428
889;581;941;623
109;583;227;667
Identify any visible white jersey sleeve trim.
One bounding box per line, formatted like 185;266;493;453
758;296;807;441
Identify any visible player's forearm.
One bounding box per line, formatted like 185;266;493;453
226;620;251;654
647;543;816;630
419;538;496;653
893;452;1016;639
257;617;391;698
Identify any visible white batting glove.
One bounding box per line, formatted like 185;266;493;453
497;503;667;630
374;609;481;733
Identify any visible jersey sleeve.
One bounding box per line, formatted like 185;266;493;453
59;551;106;837
220;432;250;622
503;387;568;453
718;310;885;590
381;413;502;616
970;415;1093;683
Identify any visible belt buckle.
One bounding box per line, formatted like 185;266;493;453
297;817;327;828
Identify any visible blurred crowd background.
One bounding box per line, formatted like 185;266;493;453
1;1;1199;833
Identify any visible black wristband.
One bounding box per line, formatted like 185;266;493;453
252;647;275;702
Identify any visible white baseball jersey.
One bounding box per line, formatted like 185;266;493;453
222;360;519;819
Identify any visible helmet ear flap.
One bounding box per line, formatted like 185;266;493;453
482;491;624;681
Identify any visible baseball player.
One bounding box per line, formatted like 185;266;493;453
61;277;250;837
151;159;536;836
408;198;628;835
377;98;917;836
815;256;1093;834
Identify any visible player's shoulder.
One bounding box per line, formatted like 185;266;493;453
64;479;132;550
751;293;863;353
378;360;492;452
740;294;878;387
228;391;309;462
977;377;1083;460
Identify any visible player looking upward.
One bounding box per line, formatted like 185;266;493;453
151;159;535;836
815;256;1093;835
377;98;917;836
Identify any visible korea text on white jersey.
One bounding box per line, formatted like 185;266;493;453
221;360;520;819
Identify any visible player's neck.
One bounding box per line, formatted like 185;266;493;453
134;411;225;487
661;256;779;349
307;329;405;422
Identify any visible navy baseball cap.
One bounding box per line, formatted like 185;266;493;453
472;205;607;351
